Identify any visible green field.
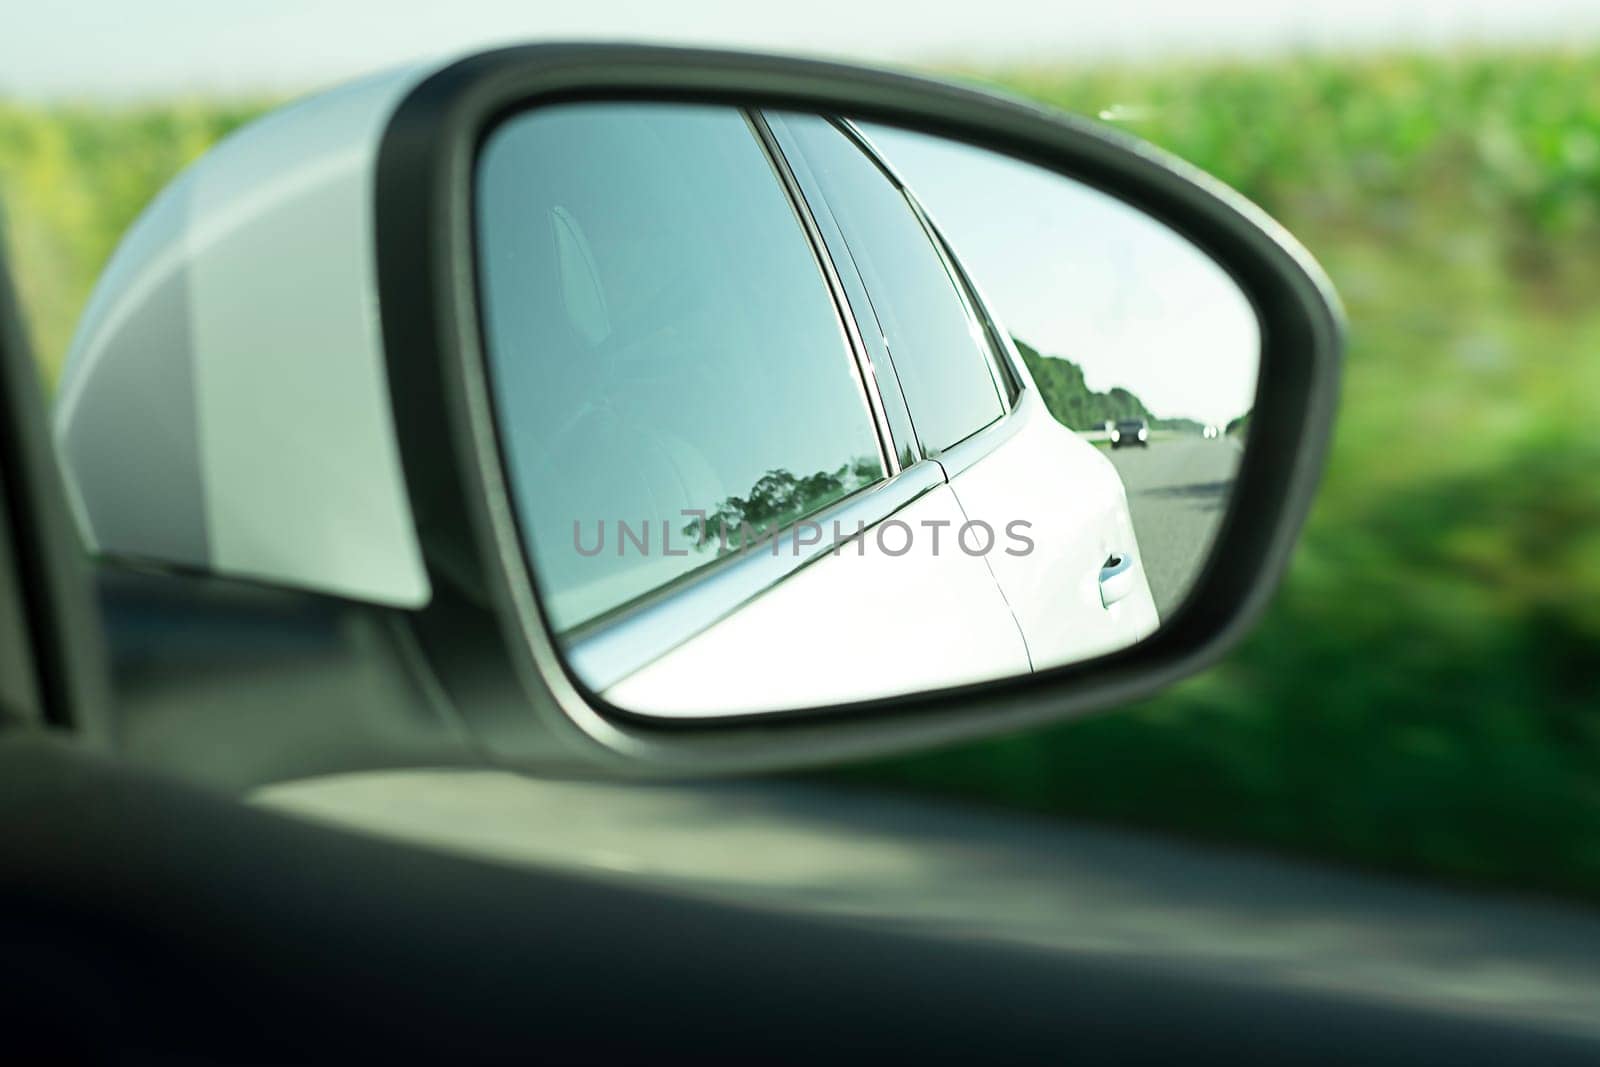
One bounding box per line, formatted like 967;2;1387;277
3;49;1598;900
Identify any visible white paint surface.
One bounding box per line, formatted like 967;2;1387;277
604;484;1032;716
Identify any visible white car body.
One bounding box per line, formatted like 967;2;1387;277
607;344;1160;716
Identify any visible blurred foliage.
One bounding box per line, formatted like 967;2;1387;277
0;49;1597;899
855;50;1600;900
0;100;267;383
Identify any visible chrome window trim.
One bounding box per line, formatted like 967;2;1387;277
903;194;1015;412
565;460;946;692
829;119;1009;451
841;120;1024;406
746;109;901;479
836;120;915;199
918;209;1026;408
762;111;926;469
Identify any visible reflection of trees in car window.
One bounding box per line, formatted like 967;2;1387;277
685;457;882;553
477;103;886;632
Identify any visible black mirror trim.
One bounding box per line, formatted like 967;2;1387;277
374;43;1343;775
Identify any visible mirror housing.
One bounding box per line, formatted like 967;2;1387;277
56;44;1342;780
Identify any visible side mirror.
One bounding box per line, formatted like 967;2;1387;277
55;45;1341;779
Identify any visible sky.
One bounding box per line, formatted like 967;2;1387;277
867;125;1258;426
5;1;1600;100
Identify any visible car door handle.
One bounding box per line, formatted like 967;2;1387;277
1099;553;1136;608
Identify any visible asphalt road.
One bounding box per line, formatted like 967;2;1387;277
259;772;1600;1040
1105;436;1243;617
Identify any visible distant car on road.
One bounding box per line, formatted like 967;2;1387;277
1110;418;1149;449
1203;424;1220;439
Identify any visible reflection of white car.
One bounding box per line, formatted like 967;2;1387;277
53;92;1160;720
524;114;1164;715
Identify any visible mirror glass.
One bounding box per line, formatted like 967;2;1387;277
474;102;1259;718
